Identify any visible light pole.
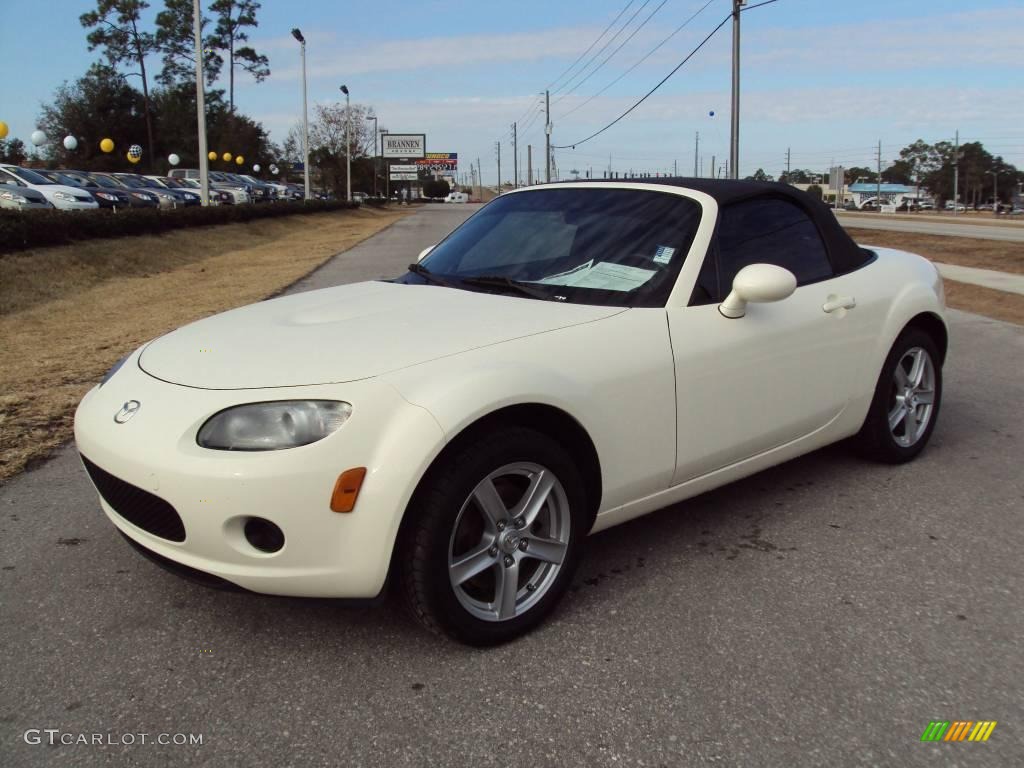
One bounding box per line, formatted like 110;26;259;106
988;168;999;216
340;85;351;202
291;28;310;201
380;129;389;200
729;1;745;179
192;0;209;206
366;112;378;198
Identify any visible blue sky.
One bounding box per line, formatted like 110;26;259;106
2;0;1022;183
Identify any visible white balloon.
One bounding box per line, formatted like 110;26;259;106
168;153;181;166
253;164;261;172
63;135;78;151
30;130;47;147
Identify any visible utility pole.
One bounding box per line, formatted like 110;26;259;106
953;129;959;216
711;156;716;179
876;139;882;211
673;159;678;177
511;122;518;190
785;147;791;180
527;145;533;185
495;141;501;194
729;1;745;179
477;156;482;200
192;0;209;206
694;132;699;176
545;89;552;183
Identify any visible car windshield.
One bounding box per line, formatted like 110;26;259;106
112;175;144;188
410;187;703;307
8;167;53;185
89;174;122;188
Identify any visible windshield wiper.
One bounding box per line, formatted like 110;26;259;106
406;262;458;289
458;275;554;301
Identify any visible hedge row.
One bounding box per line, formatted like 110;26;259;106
0;200;359;253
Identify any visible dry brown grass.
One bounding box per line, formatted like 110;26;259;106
943;280;1024;326
0;207;407;483
845;228;1024;274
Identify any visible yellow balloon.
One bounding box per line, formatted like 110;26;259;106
127;153;140;164
208;151;217;161
235;155;244;165
222;152;232;162
100;138;115;153
0;121;8;139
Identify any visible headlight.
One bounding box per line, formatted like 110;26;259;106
96;192;117;201
197;401;353;451
100;354;130;388
131;192;151;200
1;191;28;203
54;191;77;201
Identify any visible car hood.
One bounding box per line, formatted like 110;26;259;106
138;281;625;389
33;183;91;199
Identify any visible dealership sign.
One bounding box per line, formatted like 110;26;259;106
390;171;419;181
414;152;458;171
389;165;419;173
382;134;426;158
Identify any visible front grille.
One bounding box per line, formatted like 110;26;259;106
80;455;186;542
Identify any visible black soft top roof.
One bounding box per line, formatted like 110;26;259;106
567;178;871;275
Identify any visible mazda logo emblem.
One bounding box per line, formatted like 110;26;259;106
114;400;141;424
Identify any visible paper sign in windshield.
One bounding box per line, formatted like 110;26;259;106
653;245;675;264
533;261;655;291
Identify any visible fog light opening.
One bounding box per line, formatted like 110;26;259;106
243;517;285;553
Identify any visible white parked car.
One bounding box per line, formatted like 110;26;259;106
445;191;469;203
0;164;98;211
0;180;50;209
75;180;947;645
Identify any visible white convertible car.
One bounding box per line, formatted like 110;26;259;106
75;180;946;644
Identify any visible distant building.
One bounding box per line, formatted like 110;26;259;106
848;182;925;208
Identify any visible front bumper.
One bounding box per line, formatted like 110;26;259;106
74;351;445;598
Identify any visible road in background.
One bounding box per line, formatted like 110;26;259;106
2;203;1022;767
836;213;1024;242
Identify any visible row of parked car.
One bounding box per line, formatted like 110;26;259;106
0;164;305;211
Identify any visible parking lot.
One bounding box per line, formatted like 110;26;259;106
1;205;1022;767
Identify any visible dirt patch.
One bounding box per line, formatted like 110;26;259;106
846;228;1024;275
942;280;1024;326
0;207;407;483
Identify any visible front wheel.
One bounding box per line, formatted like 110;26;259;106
399;427;587;645
854;327;943;463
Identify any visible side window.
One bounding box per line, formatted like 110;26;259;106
716;198;833;295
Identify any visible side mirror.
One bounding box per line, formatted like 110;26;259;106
417;245;435;262
719;263;797;319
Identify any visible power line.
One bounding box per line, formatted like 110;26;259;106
546;0;637;92
557;0;717;121
551;0;672;107
552;0;653;96
553;12;731;150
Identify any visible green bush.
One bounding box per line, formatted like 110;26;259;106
0;201;357;253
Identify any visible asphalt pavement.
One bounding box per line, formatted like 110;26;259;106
836;212;1024;242
2;203;1022;767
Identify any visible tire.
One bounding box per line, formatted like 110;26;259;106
399;426;588;646
854;327;943;463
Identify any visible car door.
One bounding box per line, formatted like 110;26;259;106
668;196;868;484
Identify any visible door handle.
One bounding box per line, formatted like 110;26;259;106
823;295;856;313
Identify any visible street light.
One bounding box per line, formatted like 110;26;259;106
291;28;310;201
340;84;351;203
366;112;378;198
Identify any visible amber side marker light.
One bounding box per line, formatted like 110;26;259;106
330;467;367;513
